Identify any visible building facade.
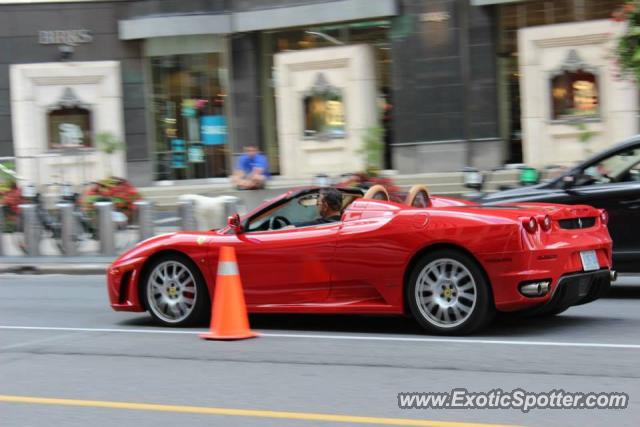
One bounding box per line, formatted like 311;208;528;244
483;0;638;166
0;0;143;185
0;0;635;186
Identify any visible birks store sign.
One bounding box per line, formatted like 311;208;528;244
38;29;93;46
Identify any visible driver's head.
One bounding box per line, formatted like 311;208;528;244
318;188;342;218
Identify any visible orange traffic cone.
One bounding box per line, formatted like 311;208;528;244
200;246;258;341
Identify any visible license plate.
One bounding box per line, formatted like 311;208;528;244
580;250;599;271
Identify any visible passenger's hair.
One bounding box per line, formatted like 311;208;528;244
320;188;342;212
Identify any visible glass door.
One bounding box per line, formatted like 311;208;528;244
150;52;229;180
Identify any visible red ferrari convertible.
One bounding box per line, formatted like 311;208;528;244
107;185;613;335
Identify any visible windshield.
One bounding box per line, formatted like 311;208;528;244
579;148;640;185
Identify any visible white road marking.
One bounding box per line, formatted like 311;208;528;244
0;325;639;350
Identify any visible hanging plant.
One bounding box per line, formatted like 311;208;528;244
614;1;640;81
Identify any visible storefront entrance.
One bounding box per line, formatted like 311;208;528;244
146;36;230;181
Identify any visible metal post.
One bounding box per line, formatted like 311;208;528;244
178;200;197;231
0;204;4;256
135;200;154;241
57;203;76;256
95;201;115;256
222;196;241;219
18;203;40;256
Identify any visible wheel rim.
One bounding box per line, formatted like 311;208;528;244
147;260;197;324
415;258;477;328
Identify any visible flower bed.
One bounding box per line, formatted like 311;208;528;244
0;183;22;232
80;177;142;222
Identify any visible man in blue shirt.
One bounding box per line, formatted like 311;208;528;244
232;145;269;190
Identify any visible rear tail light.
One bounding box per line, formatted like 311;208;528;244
538;215;552;231
523;216;538;233
599;209;609;226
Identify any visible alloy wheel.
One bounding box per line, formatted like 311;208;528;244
414;258;477;328
147;260;198;324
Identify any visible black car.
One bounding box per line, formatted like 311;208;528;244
475;136;640;273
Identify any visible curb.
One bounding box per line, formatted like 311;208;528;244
0;257;113;275
0;264;109;275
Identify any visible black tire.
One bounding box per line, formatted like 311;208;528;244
141;253;210;327
406;249;495;335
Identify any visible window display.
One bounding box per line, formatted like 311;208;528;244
303;73;345;139
150;53;229;180
551;70;599;120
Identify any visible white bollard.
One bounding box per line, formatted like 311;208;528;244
178;200;197;231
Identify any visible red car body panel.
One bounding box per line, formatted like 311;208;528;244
108;188;612;316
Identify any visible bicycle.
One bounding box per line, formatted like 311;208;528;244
12;181;136;255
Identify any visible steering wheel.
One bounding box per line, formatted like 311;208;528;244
269;215;291;230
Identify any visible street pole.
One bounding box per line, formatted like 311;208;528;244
0;205;4;256
95;201;115;256
18;204;40;256
57;202;76;256
135;200;154;241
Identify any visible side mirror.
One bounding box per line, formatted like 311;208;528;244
227;213;243;234
562;174;575;189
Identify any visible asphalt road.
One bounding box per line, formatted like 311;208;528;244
1;275;640;427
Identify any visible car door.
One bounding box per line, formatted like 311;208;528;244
223;191;338;306
331;201;409;308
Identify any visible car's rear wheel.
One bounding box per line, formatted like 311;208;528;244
142;254;209;326
407;249;494;335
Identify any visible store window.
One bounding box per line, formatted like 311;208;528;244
551;70;599;120
303;73;346;139
48;107;92;149
47;87;92;149
497;0;621;162
150;53;228;180
260;20;392;170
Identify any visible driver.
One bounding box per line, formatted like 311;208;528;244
296;188;343;227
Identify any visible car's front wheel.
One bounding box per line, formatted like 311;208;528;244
407;249;494;335
142;254;209;326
